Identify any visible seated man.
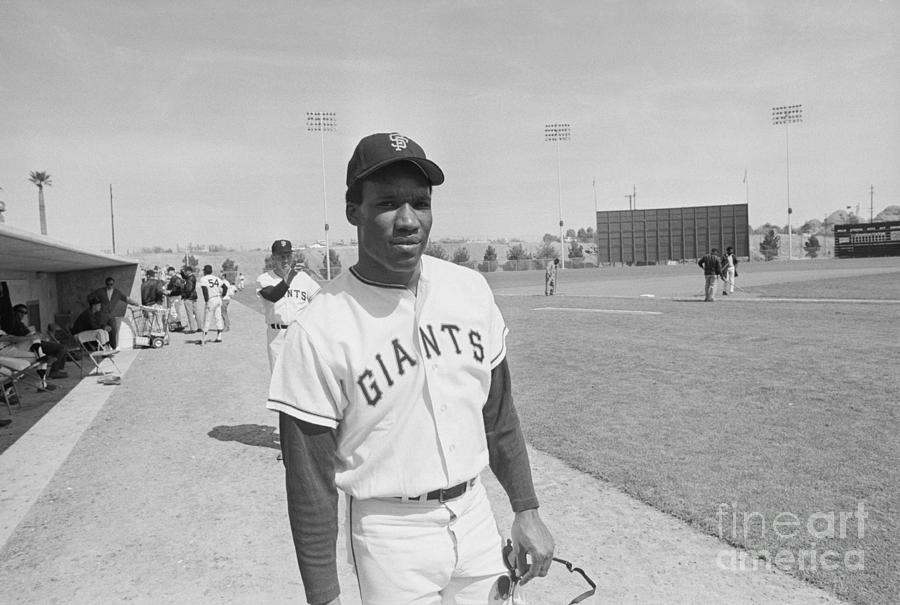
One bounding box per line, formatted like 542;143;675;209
0;326;53;391
72;296;112;351
7;304;68;380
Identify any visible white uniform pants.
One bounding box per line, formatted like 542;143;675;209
347;480;512;605
724;267;735;293
267;327;287;371
203;298;224;332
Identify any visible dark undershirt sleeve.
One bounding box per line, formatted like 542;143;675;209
483;358;539;512
201;286;209;302
259;280;289;302
278;412;341;605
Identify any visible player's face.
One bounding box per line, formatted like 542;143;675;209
350;163;432;286
273;252;293;274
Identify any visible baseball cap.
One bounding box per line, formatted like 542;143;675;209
346;132;444;188
271;239;292;255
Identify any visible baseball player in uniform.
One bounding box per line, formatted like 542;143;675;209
544;258;559;296
199;264;225;344
219;274;233;331
256;239;321;371
722;246;738;295
268;132;554;605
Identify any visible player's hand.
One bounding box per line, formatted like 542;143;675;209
510;508;555;585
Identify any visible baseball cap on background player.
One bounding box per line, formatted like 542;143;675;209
345;132;445;190
271;239;292;255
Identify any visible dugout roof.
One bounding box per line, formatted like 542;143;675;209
0;223;136;273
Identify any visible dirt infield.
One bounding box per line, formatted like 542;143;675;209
0;275;867;603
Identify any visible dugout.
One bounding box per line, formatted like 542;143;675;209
833;221;900;259
0;223;139;333
595;203;750;265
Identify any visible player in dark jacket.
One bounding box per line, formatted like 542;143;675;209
180;267;200;333
698;248;724;302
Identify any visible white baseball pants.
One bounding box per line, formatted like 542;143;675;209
347;480;513;604
203;298;224;332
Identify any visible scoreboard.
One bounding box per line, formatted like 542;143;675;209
833;221;900;258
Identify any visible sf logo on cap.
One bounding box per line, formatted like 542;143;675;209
389;133;409;152
280;240;287;247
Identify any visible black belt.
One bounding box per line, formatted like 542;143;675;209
396;478;476;503
269;324;289;329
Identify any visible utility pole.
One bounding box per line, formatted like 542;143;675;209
109;184;116;254
869;185;874;223
592;178;598;262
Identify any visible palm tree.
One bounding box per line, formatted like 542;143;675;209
28;171;52;235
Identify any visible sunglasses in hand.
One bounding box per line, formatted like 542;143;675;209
498;538;596;604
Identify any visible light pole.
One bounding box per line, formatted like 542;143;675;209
592;178;598;265
772;104;803;260
307;111;336;279
545;123;570;269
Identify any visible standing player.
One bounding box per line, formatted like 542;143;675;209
722;246;739;296
268;132;554;605
181;267;201;334
198;264;225;344
256;239;320;371
219;274;233;331
544;257;559;295
698;247;724;302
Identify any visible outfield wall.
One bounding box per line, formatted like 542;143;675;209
596;204;750;264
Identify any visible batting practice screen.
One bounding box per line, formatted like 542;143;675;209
833;221;900;258
595;203;750;264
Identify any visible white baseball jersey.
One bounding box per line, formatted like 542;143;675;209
199;274;223;300
267;255;508;500
256;270;320;326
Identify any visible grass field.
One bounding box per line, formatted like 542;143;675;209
490;260;899;605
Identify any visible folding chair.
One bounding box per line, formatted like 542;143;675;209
0;355;54;414
77;331;122;378
1;370;22;415
46;323;83;373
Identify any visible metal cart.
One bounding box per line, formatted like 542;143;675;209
130;306;170;349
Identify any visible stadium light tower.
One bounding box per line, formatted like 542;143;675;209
307;111;336;279
771;104;803;260
545;122;571;269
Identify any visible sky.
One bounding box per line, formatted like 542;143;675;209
1;0;898;253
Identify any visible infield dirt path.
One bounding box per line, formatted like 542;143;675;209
0;297;844;604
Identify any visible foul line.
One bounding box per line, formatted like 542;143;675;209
534;306;663;315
